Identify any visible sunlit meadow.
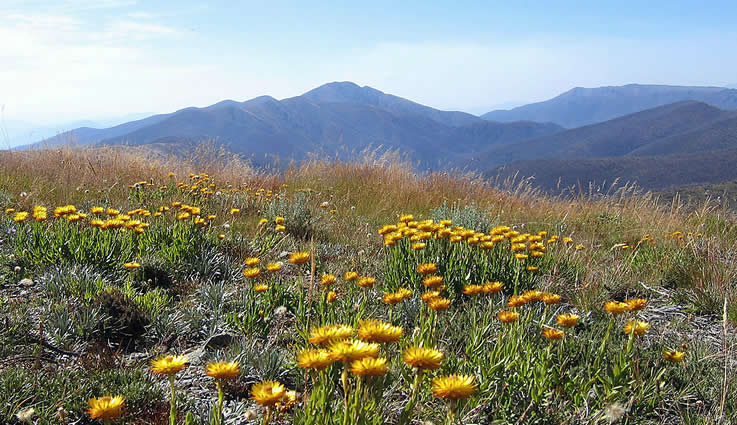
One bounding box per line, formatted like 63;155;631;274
0;146;735;424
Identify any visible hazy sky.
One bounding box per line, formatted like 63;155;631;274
2;0;737;124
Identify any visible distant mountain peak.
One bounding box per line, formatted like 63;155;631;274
301;81;384;104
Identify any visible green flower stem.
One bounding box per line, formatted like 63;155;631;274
216;379;225;425
168;374;177;425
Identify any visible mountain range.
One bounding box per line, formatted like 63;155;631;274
20;81;737;194
482;84;737;128
27;82;561;168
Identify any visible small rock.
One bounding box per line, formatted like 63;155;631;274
19;278;34;287
204;333;234;350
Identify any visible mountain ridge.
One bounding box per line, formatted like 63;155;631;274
482;83;737;128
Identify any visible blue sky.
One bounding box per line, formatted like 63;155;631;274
1;0;737;126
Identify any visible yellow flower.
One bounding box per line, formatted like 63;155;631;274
428;297;451;311
507;295;529;308
123;262;141;270
266;262;282;272
482;281;504;294
604;301;629;315
217;234;226;240
556;313;580;327
351;357;389;377
395;288;412;300
87;395;125;420
422;275;444;288
542;328;565;341
297;349;333;370
399;214;414;222
412;242;426;250
356;276;376;288
328;340;380;362
320;274;336;286
417;263;438;275
275;216;285;225
275;224;286;232
151;354;189;375
624;320;650;337
431;375;476;400
527;265;539;272
663;350;685;363
378;224;398;235
243;268;260;278
205;361;241;380
12;212;29;223
497;310;519;323
308;324;354;345
244;257;260;266
230;208;240;215
514;253;528;260
344;271;359;281
258;218;268;226
624;298;648;311
288;251;310;265
358;320;403;343
542;293;561;305
421;290;441;303
254;284;269;292
251;380;286;407
326;291;338;302
278;390;298;410
463;284;484;295
403;346;443;370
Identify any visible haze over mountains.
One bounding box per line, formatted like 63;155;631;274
482;84;737;128
20;81;737;193
25;82;562;168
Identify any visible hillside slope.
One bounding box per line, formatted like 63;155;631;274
482;84;737;128
475;101;735;168
491;149;737;192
